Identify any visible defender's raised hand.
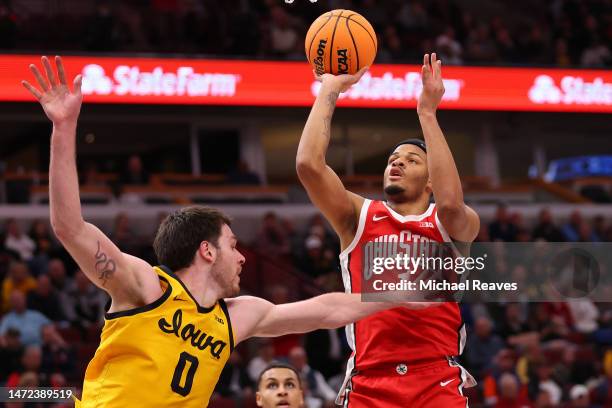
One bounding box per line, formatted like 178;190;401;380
417;53;445;116
22;56;83;126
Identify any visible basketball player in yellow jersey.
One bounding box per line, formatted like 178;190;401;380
22;56;435;407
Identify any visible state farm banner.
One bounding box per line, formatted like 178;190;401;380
2;55;611;112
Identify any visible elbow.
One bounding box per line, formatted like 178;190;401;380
296;158;324;180
51;218;84;242
437;202;465;219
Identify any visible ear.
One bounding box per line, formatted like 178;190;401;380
425;178;433;194
255;391;263;407
198;241;216;263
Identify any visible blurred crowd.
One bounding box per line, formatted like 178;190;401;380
0;206;611;407
0;0;610;67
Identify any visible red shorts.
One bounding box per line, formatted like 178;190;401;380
343;360;470;408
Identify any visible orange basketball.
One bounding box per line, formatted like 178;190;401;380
305;9;377;76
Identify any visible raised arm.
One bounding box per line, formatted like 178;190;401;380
296;69;368;245
226;293;434;344
417;54;480;242
22;56;161;311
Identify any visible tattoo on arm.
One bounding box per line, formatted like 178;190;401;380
322;91;339;139
94;241;116;286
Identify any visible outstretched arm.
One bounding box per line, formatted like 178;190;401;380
296;69;368;245
23;56;161;311
226;293;434;344
417;53;480;242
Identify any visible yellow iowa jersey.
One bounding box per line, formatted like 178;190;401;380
76;266;234;407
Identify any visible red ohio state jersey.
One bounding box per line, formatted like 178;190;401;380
340;199;467;373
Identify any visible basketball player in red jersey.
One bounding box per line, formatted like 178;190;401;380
297;53;480;407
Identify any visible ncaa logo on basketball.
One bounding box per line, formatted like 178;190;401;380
337;49;349;74
314;39;328;76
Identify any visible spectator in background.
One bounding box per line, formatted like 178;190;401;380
532;208;564;242
528;357;562;406
305;328;347;380
3;219;35;262
27;274;65;322
213;351;254;405
28;219;53;257
494;372;530;408
61;270;106;330
255;212;290;257
591;215;607;242
110;212;140;255
266;6;300;57
40;325;74;381
568;384;592;408
248;338;278;383
489;205;517;242
567;299;599;334
1;261;36;312
562;210;583;242
0;328;24;383
466;317;504;378
85;1;121;51
119;154;149;186
47;258;70;293
81;162;108;187
497;303;529;340
0;0;17;49
288;346;336;406
436;27;463;64
228;159;261;185
6;344;44;387
0;291;50;346
28;219;55;275
580;36;611;67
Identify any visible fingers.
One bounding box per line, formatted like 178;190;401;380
432;52;442;78
73;74;83;96
41;56;58;88
29;64;49;92
55;56;67;86
313;69;322;82
353;66;369;82
21;80;42;100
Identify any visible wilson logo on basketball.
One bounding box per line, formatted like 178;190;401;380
313;39;328;76
158;309;228;359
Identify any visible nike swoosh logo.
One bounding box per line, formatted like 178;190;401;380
373;215;388;221
440;379;456;387
173;296;187;302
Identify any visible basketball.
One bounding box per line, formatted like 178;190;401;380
305;9;377;76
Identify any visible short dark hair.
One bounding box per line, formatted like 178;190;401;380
390;138;427;156
153;206;231;271
257;364;302;390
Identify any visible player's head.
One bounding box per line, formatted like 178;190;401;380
256;364;304;408
153;206;245;297
383;139;431;203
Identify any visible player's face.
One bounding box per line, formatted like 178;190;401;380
211;224;245;297
256;368;304;408
383;144;430;201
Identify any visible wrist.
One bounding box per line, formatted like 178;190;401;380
417;110;437;119
320;81;342;94
52;120;77;132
